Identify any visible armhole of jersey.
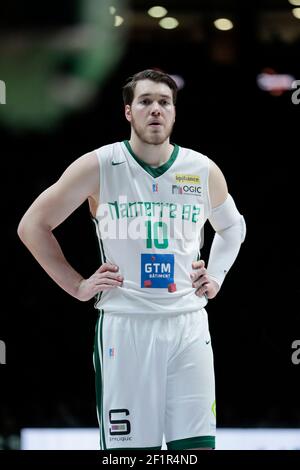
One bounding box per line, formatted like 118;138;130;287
95;145;113;210
95;148;103;209
205;155;212;219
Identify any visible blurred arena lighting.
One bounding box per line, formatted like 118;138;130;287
213;18;234;31
288;0;300;5
148;6;168;18
292;7;300;18
114;15;124;27
0;0;128;131
159;17;179;30
257;68;296;96
20;428;300;450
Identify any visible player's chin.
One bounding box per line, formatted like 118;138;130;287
146;130;168;142
147;136;166;145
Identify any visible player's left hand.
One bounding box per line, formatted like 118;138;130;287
190;260;220;299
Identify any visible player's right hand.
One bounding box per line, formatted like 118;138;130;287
76;263;124;301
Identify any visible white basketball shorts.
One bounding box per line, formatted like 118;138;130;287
93;308;216;450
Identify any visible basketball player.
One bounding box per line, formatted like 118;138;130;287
18;69;246;450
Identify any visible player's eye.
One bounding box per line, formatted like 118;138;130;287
160;100;171;106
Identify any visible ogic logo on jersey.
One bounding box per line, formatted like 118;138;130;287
141;254;175;289
172;184;202;196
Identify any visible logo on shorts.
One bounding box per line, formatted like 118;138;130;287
109;409;131;436
211;400;216;417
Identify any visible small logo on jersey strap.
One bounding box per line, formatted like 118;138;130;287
152;182;159;192
141;254;175;289
175;174;200;184
109;348;115;357
172;184;202;196
112;161;126;166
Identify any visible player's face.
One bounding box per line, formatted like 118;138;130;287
125;79;176;145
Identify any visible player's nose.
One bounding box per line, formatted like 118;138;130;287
150;102;161;114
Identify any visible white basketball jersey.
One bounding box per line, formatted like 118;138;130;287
92;140;212;314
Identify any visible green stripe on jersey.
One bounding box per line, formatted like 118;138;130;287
124;140;179;178
94;310;106;449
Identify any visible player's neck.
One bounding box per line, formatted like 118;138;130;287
128;137;173;168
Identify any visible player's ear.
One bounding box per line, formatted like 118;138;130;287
125;104;132;122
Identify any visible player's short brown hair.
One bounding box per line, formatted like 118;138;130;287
122;69;178;105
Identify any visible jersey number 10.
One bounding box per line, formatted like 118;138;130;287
145;220;168;249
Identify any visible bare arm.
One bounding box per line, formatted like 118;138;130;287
17;151;123;300
208;159;228;208
191;159;245;299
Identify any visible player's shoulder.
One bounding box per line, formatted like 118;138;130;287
207;157;226;180
68;149;99;175
72;142;123;176
207;158;228;206
179;144;210;166
93;141;123;162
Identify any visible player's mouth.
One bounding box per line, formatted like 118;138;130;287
148;120;162;127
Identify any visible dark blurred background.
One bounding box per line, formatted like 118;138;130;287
0;0;299;449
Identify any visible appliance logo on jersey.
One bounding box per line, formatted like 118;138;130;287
175;174;200;184
172;184;202;196
141;254;175;289
152;182;159;192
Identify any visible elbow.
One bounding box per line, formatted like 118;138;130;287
17;215;41;244
215;215;246;245
17;217;30;244
17;217;25;241
17;215;52;244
